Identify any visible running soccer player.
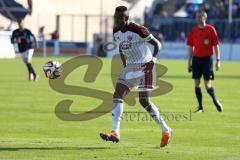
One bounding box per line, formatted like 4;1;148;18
99;6;172;148
187;10;223;112
11;19;39;81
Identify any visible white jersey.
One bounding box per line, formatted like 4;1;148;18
113;22;157;65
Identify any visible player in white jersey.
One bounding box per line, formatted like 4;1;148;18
99;6;172;148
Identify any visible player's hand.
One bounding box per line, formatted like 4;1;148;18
216;60;221;71
188;64;192;72
142;61;154;72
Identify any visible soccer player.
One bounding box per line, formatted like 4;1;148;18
11;19;39;81
187;10;223;112
99;6;172;148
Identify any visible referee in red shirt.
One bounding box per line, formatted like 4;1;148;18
187;10;223;112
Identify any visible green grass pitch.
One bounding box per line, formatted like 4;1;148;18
0;57;239;160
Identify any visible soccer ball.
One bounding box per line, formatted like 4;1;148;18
43;60;62;79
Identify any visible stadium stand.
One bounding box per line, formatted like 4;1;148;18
146;0;240;42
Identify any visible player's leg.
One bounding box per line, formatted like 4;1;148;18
27;49;39;81
203;57;223;112
139;91;170;132
99;83;130;142
204;80;223;112
194;79;203;112
192;57;204;112
22;50;33;80
23;49;38;81
112;83;129;135
139;91;172;148
24;60;33;81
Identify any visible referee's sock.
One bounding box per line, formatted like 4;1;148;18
26;63;37;77
207;87;223;112
195;87;203;109
112;99;123;135
207;87;217;102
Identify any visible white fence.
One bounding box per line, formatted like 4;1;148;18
0;31;15;59
1;31;240;61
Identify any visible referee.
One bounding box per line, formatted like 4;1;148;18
187;10;223;112
11;19;39;81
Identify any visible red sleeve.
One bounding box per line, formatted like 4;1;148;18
187;30;193;46
129;23;150;38
211;27;219;46
138;27;150;38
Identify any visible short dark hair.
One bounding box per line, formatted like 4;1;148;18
115;6;128;12
115;6;129;18
17;19;23;24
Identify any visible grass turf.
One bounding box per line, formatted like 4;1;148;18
0;57;239;160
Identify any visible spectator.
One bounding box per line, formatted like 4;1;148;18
38;26;45;41
176;31;186;42
96;37;106;57
218;1;228;18
51;30;59;40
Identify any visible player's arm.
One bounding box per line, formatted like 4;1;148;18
119;49;126;68
139;26;161;61
214;45;220;71
148;37;161;59
10;31;16;44
188;46;194;72
28;29;38;49
211;27;220;71
142;37;160;72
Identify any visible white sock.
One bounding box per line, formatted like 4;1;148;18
112;99;123;135
148;102;170;132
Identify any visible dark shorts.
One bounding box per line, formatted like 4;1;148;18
192;56;214;80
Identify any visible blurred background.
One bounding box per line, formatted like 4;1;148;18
0;0;240;60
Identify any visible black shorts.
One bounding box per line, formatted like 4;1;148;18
192;56;214;80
